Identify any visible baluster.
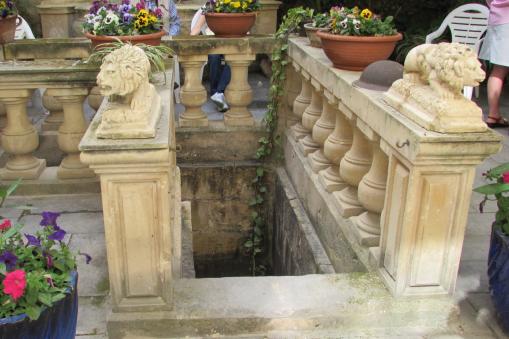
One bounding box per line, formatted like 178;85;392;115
285;63;302;128
88;86;103;111
290;68;311;141
308;91;336;172
352;138;388;247
46;88;95;179
334;119;372;217
318;105;353;192
0;89;46;179
42;91;64;131
0;102;6;129
298;81;322;155
224;54;256;126
179;56;208;127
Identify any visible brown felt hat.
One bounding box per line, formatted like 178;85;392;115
352;60;404;92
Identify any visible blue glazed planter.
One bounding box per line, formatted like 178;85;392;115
0;271;78;339
488;227;509;334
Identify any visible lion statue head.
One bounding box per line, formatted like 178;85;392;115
404;43;485;99
96;44;151;98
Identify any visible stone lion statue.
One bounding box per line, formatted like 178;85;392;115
402;43;485;99
96;44;161;139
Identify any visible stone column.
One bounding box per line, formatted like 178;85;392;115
46;88;94;179
42;91;64;131
80;115;176;312
290;66;311;141
352;137;388;247
0;89;46;179
224;54;256;127
334;119;372;217
298;80;322;155
88;86;103;111
308;91;336;172
318;104;353;193
285;64;302;128
179;55;208;127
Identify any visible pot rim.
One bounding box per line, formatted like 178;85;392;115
304;22;328;31
0;14;17;21
84;30;166;41
317;30;403;42
205;12;257;17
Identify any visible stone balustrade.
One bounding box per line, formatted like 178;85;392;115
285;37;502;297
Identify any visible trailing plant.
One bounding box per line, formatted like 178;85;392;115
243;6;313;276
0;180;91;321
83;40;174;75
312;12;329;28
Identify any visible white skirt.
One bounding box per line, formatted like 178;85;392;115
479;23;509;67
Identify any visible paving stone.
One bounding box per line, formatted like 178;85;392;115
76;296;109;337
8;193;103;213
69;233;109;297
20;212;104;235
466;212;496;236
461;235;491;262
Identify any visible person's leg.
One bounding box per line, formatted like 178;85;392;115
216;63;231;94
208;54;221;95
487;64;509;124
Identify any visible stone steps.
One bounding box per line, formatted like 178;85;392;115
108;273;496;338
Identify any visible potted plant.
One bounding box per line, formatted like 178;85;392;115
304;12;329;48
474;163;509;334
0;0;20;44
202;0;261;38
0;181;91;338
317;6;402;71
83;0;165;48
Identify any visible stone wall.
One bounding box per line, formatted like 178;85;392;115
273;169;335;275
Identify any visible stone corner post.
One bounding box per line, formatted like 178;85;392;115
80;98;179;312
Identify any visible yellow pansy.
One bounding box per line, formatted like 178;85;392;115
360;9;372;19
138;9;149;18
242;2;248;9
232;1;241;8
224;0;231;3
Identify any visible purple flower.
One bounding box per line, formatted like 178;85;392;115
40;211;60;228
25;234;41;247
80;252;92;264
48;229;66;242
43;252;53;268
0;251;17;271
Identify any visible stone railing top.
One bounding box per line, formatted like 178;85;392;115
0;59;97;89
288;37;502;163
1;36;275;61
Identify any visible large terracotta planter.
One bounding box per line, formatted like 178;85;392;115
205;12;257;37
317;31;403;71
85;30;166;49
304;23;327;48
0;15;21;44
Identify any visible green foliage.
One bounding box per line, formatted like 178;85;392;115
312;12;329;28
474;164;509;235
83;40;174;75
243;6;313;275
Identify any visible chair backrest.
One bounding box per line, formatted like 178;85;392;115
14;16;35;40
425;4;489;54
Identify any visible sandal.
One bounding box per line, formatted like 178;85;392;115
486;115;509;128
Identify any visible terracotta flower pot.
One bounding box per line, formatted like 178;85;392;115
0;15;21;44
317;31;403;71
304;23;327;48
205;12;257;38
85;30;166;49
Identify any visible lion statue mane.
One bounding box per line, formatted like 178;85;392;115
96;44;156;125
402;43;485;99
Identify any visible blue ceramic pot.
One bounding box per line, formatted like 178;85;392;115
0;271;78;339
488;227;509;334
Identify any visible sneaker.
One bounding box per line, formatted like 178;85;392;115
211;92;229;113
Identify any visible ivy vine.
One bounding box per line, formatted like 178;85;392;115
243;7;314;276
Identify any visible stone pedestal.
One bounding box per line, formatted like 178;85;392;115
0;89;46;179
252;1;281;35
38;2;76;38
224;54;256;127
179;56;208;127
80;97;179;312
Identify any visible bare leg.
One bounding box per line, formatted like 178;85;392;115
486;65;509;123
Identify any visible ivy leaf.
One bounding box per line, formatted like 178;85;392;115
244;240;253;248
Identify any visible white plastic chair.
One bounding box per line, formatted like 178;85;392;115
14;16;35;40
425;3;490;100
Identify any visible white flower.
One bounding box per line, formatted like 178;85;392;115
85;14;96;24
93;21;100;30
104;13;119;25
340;19;348;29
353;19;360;30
